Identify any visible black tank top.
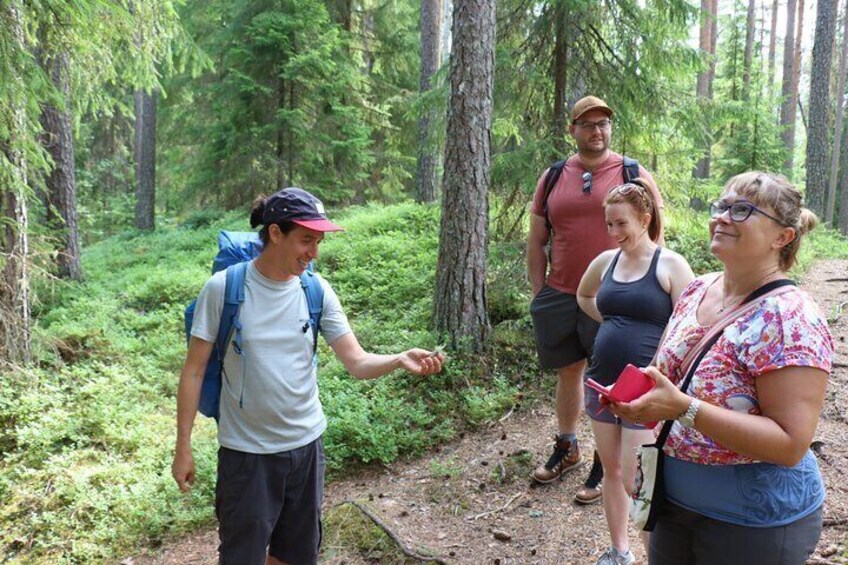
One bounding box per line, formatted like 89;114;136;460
585;248;673;386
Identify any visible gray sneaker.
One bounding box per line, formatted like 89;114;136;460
594;547;635;565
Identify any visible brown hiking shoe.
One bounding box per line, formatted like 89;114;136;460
575;452;604;504
532;435;582;483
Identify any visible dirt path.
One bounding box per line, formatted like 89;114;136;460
128;260;848;565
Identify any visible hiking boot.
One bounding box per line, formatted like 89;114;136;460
532;435;582;483
594;547;635;565
574;450;604;505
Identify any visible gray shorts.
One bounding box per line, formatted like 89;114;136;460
216;438;325;565
530;286;599;369
649;501;822;565
584;383;648;430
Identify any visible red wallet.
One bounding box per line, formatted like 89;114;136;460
586;364;657;428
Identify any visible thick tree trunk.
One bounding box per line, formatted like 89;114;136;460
693;0;717;181
743;0;756;99
827;0;848;224
433;0;494;353
134;88;157;230
780;0;798;174
416;0;442;203
807;0;838;217
1;1;31;363
40;51;82;281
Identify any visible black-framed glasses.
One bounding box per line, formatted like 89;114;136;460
709;199;791;227
574;119;611;131
582;172;592;194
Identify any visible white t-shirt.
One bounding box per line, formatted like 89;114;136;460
191;261;352;454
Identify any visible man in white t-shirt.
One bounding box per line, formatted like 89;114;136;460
171;187;445;565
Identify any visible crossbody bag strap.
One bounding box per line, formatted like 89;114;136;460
654;279;797;447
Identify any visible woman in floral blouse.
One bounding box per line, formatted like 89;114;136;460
612;172;834;565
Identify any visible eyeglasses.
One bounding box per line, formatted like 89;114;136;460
709;199;791;227
582;172;592;194
574;119;611;131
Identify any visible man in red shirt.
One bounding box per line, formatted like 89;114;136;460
527;96;663;503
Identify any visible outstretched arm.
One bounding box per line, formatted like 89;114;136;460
172;337;213;492
330;333;445;380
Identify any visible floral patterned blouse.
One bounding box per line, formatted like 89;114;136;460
655;275;834;465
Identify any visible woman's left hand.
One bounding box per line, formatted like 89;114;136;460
610;366;692;425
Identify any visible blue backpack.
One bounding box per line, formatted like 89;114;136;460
184;230;324;420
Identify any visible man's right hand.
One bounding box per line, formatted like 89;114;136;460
172;449;196;493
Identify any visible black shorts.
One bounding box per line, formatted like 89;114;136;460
529;286;599;370
216;438;325;565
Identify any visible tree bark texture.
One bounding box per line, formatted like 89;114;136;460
40;51;82;280
780;0;798;174
693;0;717;180
134;87;157;230
416;0;442;203
433;0;494;353
807;0;838;217
1;1;31;363
840;125;848;231
743;0;756;99
827;0;848;224
552;0;569;156
768;0;779;94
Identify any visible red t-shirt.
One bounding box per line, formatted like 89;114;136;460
530;152;661;294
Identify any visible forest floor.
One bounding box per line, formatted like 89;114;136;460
127;259;848;565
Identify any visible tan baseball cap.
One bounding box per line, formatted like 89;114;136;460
571;96;613;122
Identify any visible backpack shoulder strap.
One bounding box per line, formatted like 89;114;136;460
300;271;325;354
622;155;640;183
542;159;567;232
218;261;249;355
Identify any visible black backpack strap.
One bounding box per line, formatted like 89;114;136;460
622;155;640;183
542;159;567;232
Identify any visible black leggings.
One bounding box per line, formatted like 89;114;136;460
649;502;822;565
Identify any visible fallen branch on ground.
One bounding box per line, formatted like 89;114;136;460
823;517;848;527
467;491;524;521
337;500;449;564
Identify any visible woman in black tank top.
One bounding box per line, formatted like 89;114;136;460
576;179;694;565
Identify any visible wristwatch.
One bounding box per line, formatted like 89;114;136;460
677;398;701;428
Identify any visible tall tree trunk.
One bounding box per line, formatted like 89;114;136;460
416;0;442;203
768;0;779;94
840;124;848;231
433;0;494;353
743;0;756;99
693;0;717;181
780;0;798;174
134;87;157;230
552;0;569;156
828;0;848;224
807;0;838;217
39;51;82;280
1;1;31;363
